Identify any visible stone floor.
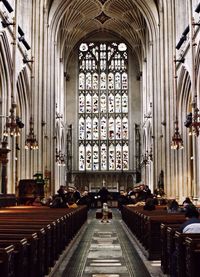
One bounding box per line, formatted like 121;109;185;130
49;209;165;277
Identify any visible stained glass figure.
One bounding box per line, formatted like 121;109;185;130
93;117;99;139
93;144;99;170
79;73;85;89
116;144;122;170
101;143;107;170
100;116;107;139
86;144;92;170
93;93;98;113
108;117;115;140
79;93;85;113
79;144;85;171
109;144;115;170
93;73;99;90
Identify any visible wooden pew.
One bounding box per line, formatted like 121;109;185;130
0;205;88;277
185;237;200;277
0;244;15;277
121;206;185;260
0;239;28;277
0;233;38;277
174;232;200;277
160;223;180;274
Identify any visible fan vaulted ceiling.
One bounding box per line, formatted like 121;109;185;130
48;0;159;62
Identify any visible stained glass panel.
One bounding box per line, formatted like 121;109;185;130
116;116;122;139
108;117;114;140
93;117;99;139
100;93;107;113
86;94;92;113
79;93;85;113
100;116;107;139
93;144;99;170
115;93;121;113
86;117;92;139
79;117;85;140
101;143;107;170
79;73;85;89
79;144;85;171
123;144;129;170
108;73;114;90
108;93;114;113
100;72;106;89
122;117;128;139
93;73;99;90
93;93;98;113
86;73;92;89
86;144;92;170
116;144;122;170
122;92;128;113
109;144;115;170
115;72;121;89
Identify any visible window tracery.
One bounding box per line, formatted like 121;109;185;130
78;42;129;171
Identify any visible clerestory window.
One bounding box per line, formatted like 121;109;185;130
78;42;129;171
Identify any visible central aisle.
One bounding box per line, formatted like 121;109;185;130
52;209;153;277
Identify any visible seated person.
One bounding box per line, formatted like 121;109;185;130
182;196;193;208
167;199;179;213
180;204;200;233
143;197;155;211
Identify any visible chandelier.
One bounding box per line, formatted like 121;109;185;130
141;152;149;167
3;103;22;137
55;148;66;166
171;121;184;150
25;117;39;150
189;104;200;136
171;55;184;150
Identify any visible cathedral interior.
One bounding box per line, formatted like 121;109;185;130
0;0;199;203
0;1;200;277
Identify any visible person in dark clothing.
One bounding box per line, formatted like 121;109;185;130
77;191;92;209
179;204;200;233
73;187;81;202
182;197;193;209
143;197;155;211
98;186;109;206
57;185;67;202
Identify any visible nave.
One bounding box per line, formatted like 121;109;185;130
50;209;162;277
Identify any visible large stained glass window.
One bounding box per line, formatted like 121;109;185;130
78;42;129;171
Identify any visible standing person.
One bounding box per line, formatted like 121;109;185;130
73;187;81;202
57;185;67;202
101;202;109;223
98;186;109;206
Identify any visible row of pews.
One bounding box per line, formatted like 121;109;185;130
121;205;200;277
0;195;17;208
0;205;87;277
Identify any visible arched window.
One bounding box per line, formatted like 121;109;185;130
78;42;129;171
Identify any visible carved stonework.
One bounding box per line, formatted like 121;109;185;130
95;11;111;24
98;0;108;4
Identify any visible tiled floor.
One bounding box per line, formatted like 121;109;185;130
51;209;164;277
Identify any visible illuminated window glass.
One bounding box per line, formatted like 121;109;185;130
79;144;85;171
78;42;129;171
93;143;99;170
